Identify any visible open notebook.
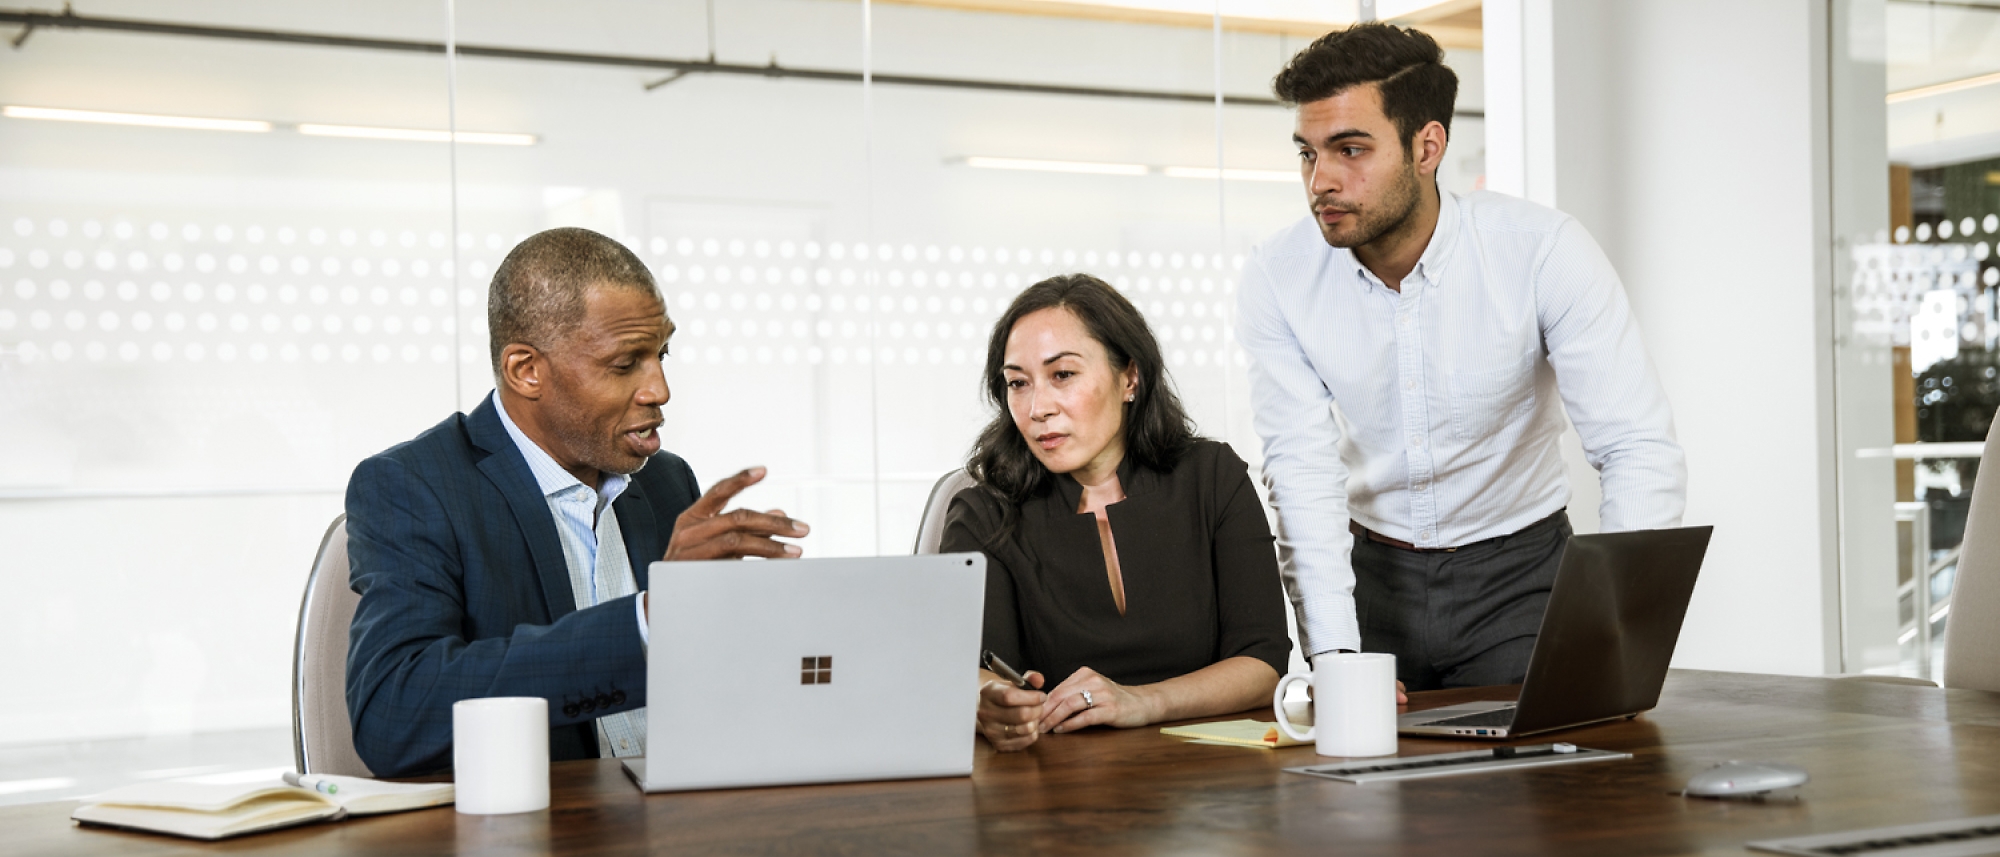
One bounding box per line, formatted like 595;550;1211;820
71;775;454;840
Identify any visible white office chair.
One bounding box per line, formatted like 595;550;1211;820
1945;409;2000;692
913;468;978;554
291;514;373;776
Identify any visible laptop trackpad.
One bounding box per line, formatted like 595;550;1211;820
1398;701;1513;727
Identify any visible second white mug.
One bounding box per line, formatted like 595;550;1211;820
453;697;551;815
1273;652;1398;757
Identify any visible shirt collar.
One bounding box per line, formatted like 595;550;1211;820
1342;185;1461;292
490;391;630;507
1415;187;1461;284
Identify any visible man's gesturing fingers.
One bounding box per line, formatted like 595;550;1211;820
663;468;812;561
684;467;769;519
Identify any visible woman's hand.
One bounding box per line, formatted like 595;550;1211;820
1038;667;1156;734
977;671;1047;752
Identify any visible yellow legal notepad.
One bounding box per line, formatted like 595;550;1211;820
1161;719;1310;749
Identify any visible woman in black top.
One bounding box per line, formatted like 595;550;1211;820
943;274;1291;751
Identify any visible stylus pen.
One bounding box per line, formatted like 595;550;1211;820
981;650;1034;690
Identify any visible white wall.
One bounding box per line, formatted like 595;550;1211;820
1521;0;1846;675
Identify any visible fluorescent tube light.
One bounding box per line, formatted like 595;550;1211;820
1162;166;1296;183
296;124;538;146
1887;70;2000;104
964;156;1148;176
3;106;538;145
2;105;271;133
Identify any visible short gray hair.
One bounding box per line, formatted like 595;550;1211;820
487;227;660;374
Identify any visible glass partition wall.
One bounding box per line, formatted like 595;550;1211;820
1831;0;2000;681
0;1;1487;799
0;1;457;797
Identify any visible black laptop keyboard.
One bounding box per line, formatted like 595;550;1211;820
1417;708;1517;728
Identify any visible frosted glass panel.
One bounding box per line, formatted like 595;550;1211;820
448;0;876;554
0;2;453;747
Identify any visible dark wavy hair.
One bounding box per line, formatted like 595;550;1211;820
1272;23;1459;154
967;274;1199;531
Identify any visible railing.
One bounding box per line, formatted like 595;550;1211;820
1892;501;1954;680
1863;441;1982;682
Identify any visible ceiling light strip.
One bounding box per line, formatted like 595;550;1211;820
2;105;538;146
1;105;271;132
1887;69;2000;104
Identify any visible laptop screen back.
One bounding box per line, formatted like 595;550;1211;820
1508;526;1713;737
640;553;986;791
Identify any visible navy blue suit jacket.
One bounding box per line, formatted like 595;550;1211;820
344;397;699;777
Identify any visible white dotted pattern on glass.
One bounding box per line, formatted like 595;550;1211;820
0;213;1252;369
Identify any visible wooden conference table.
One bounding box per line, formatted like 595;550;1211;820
10;669;2000;856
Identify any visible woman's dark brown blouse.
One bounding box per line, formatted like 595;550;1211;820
941;440;1292;688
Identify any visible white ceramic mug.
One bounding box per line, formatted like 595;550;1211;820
453;697;551;814
1273;652;1398;757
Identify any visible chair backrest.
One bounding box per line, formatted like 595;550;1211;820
292;514;373;776
913;468;978;554
1945;410;2000;692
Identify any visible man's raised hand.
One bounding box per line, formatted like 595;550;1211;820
662;467;811;561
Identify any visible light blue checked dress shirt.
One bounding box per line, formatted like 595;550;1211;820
1236;189;1687;658
493;392;648;758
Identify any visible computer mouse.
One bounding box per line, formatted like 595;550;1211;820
1683;760;1808;797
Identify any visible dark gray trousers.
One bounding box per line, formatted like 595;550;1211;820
1353;511;1571;691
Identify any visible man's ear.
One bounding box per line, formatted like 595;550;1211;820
499;343;546;401
1415;120;1449;178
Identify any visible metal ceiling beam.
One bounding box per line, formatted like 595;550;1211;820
0;4;1484;117
0;5;1296;107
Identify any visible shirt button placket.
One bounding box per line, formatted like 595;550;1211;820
1398;283;1439;547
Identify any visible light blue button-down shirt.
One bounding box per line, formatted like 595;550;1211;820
492;392;648;757
1236;189;1687;657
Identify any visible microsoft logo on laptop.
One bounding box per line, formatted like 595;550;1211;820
800;656;833;685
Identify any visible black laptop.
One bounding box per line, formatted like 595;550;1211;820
1397;525;1714;739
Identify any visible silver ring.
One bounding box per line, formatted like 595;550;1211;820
1081;690;1095;708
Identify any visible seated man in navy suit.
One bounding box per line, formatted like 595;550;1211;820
344;227;810;777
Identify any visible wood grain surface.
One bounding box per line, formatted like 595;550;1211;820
12;669;2000;856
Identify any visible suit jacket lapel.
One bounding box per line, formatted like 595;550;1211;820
465;397;579;619
614;481;659;592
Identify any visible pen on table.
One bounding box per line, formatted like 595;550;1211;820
1490;743;1576;760
981;650;1035;690
282;771;339;795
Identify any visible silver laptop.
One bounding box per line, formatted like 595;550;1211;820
623;553;986;791
1398;526;1713;739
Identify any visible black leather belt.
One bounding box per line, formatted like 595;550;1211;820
1349;509;1567;554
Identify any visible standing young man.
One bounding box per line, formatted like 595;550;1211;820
1236;24;1687;690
